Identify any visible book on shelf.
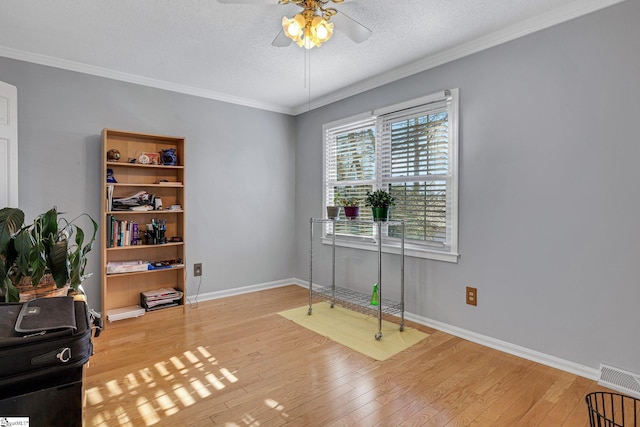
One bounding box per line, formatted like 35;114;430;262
106;216;140;248
107;184;114;211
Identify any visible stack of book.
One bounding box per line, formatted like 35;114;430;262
140;288;183;311
106;215;141;248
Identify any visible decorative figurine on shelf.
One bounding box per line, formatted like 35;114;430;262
107;149;121;162
106;168;117;183
160;148;178;166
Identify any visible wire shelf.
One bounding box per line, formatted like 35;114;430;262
311;284;403;317
309;217;405;339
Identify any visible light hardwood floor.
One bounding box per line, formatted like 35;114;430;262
84;285;607;426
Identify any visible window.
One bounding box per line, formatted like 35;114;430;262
323;89;459;262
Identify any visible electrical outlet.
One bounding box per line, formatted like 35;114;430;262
466;286;477;306
194;263;202;277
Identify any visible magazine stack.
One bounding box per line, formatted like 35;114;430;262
140;288;183;311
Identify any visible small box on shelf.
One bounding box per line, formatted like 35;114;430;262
106;260;149;274
106;306;146;322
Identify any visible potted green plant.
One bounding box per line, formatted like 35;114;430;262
0;207;97;302
340;197;361;219
326;191;341;219
365;189;396;221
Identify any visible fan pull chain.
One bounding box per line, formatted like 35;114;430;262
307;48;312;112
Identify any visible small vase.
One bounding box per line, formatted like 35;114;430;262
343;206;359;219
372;207;389;221
326;206;340;219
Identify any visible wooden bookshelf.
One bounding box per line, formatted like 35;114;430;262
100;129;186;326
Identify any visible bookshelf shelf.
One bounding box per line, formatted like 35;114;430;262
101;129;186;326
106;242;184;252
106;265;185;278
109;183;184;188
106;210;184;215
107;161;184;170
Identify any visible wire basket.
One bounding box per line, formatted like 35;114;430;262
586;392;639;427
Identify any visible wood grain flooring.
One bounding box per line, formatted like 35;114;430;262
84;285;609;426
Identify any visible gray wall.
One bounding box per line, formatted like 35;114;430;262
295;0;640;373
0;56;297;307
2;0;638;376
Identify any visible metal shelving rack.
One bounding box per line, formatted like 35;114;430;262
308;218;405;340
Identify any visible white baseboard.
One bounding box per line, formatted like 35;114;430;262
192;278;599;381
404;312;599;381
188;278;298;303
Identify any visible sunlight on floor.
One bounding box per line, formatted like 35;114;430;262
86;345;237;426
264;398;288;417
223;397;290;427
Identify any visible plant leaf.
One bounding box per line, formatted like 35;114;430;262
0;207;24;249
40;207;59;244
83;215;98;255
2;277;19;302
28;239;47;287
12;231;35;276
49;239;69;288
0;259;6;281
69;214;98;290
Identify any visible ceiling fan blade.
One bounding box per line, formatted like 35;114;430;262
332;10;372;44
217;0;275;4
272;29;293;47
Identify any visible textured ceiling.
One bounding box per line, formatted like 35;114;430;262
0;0;625;114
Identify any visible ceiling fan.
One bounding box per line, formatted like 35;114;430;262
218;0;372;49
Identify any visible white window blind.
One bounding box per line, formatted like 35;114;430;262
379;97;452;249
323;89;459;261
324;116;376;237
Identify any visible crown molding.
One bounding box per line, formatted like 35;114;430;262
0;0;626;116
0;46;296;115
293;0;628;115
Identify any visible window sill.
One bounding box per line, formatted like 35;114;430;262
321;237;459;263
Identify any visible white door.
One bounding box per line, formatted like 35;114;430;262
0;81;18;207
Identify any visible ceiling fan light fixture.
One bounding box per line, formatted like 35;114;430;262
283;13;333;49
282;14;305;41
221;0;372;48
311;16;333;43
